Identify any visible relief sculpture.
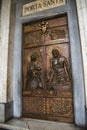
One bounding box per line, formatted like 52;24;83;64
24;32;43;47
47;49;71;89
48;98;72;114
26;52;43;89
50;29;66;40
23;16;73;123
39;21;49;34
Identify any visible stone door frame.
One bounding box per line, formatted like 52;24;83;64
13;0;86;127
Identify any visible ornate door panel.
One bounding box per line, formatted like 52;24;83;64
22;16;74;123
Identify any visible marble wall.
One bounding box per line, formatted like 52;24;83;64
0;0;15;122
0;0;15;103
0;1;1;61
0;0;11;103
76;0;87;107
0;0;87;126
76;0;87;126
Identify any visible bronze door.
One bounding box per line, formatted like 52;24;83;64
22;16;74;123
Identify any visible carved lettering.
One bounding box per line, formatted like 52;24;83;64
23;0;66;16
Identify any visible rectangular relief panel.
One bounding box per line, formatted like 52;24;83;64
23;22;44;48
46;98;73;117
23;47;45;90
45;43;71;90
23;97;46;114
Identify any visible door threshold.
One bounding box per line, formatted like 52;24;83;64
0;118;84;130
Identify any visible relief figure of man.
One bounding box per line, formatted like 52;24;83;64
47;49;71;88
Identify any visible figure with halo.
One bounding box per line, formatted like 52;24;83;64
47;49;71;89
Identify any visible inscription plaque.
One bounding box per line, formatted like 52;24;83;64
23;0;66;16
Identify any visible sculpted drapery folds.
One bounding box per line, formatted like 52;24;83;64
23;16;73;123
26;49;71;90
26;52;43;89
47;49;71;89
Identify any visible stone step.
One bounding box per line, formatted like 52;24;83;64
0;118;85;130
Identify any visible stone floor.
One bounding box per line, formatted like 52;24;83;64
0;118;86;130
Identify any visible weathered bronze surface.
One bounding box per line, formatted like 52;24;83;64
26;52;43;89
22;16;73;123
46;48;71;89
39;21;49;34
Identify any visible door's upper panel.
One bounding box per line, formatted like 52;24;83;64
23;16;69;48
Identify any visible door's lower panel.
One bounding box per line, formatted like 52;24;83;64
46;98;73;116
23;113;73;123
23;97;46;114
22;90;74;123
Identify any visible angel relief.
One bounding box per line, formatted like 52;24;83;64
26;52;43;89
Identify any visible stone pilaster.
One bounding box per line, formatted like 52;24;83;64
75;0;87;127
0;0;11;103
0;0;15;122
